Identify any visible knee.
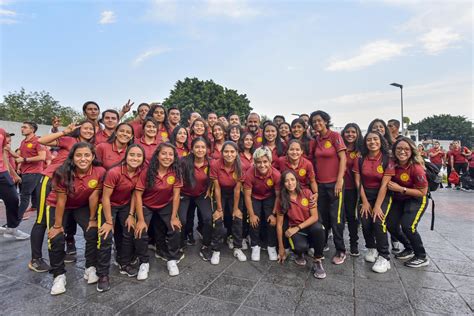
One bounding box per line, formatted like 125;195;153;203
84;228;98;241
401;223;414;235
50;233;65;250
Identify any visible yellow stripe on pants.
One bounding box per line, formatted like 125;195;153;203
337;192;343;224
97;204;103;249
411;196;427;233
46;205;51;250
288;237;295;250
37;176;50;224
381;197;393;233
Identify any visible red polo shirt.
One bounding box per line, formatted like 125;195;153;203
469;153;474;168
276;156;315;189
136;137;158;163
252;129;263;148
277;188;313;227
156;126;169;144
450;148;469;164
42;136;79;178
181;161;209;197
0;129;7;173
46;165;106;209
96;142;127;169
19;136;45;174
175;146;189;159
210;144;222;160
353;153;395;189
429;148;444;165
344;150;359;190
392;163;428;200
95;129;112;145
243;166;281;200
136;167;182;210
209;158;244;192
240;152;253;174
104;164;144;206
314;130;346;184
129;119;144;139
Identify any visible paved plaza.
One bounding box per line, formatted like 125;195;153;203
0;189;473;315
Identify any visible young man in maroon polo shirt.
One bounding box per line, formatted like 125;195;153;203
95;110;120;145
129;103;150;139
168;107;181;131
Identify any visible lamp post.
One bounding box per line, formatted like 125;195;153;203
390;83;404;134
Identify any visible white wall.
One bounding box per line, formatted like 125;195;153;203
0;120;57;150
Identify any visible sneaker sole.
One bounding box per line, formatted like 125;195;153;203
405;261;429;268
28;262;49;273
96;285;110;292
199;252;210;261
349;252;360;257
154;254;168;261
396;254;415;260
119;270;137;278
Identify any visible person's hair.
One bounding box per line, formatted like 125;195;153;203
290;118;311;155
53;142;101;194
341;123;364;153
141;117;159;130
262;122;285;156
180;137;210;189
212;121;227;139
227;124;243;142
388;119;400;129
238;131;255;154
23;121;38;133
262;120;272;128
360;131;390;158
146;142;182;189
190;117;211;146
137;103;150;112
247;112;260;122
167;106;180;114
279;169;302;214
392;137;425;167
69;120;96;143
169;126;189;152
309;110;331;128
112;143;146;170
273;115;285;123
228;113;240;120
222;141;242;179
207;111;217;118
82;101;100;114
368;118;392;147
107;122;135;146
279;122;291;132
146;103;170;133
253;146;273;163
100;109;120;125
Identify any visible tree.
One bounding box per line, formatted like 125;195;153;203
162;78;252;124
0;88;81;125
408;114;473;147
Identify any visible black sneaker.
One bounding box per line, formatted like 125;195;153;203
404;256;430;268
200;246;212;261
119;264;138;277
64;253;77;263
391;241;401;254
97;275;110;292
186;233;196;246
395;249;415;260
28;258;50;273
295;254;307;266
349;245;360;257
66;241;77;255
155;249;169;261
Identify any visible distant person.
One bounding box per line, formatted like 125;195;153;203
387;119;402;142
273;115;285;127
168;107;181;131
228;113;241;126
428;141;445;188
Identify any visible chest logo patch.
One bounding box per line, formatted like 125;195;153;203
266;178;274;186
299;169;307;177
88;179;98;189
27;143;33;149
204;167;209;174
161;132;168;138
400;173;410;182
256;136;263;143
167;176;176;185
324;141;332;149
377;165;384;174
350;151;357;159
182;151;188;157
301;198;309;207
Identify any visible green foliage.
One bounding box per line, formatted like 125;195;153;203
0;88;81;125
162;78;252;124
409;114;473;147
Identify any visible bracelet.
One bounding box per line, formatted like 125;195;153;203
53;225;62;229
89;218;97;221
105;221;113;225
128;213;135;217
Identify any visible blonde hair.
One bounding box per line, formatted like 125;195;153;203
253;146;272;163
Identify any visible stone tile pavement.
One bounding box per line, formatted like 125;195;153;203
0;189;473;315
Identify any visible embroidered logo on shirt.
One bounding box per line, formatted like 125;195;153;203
161;132;168;139
88;179;98;189
256;137;263;143
400;172;410;182
266;179;274;186
182;151;188;156
299;169;307;177
324;141;332;149
204;167;209;174
167;176;176;185
27;143;33;148
377;165;384;174
301;198;309;206
350;152;357;159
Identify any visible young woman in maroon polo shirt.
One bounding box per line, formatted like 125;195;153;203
310;110;347;265
279;122;291;144
169;126;189;158
135;118;158;164
368;119;393;148
353;131;395;273
244;147;281;261
210;122;226;160
276;170;326;278
239;132;255;175
290;118;314;162
95;123;134;169
210;141;247;262
386;137;430;268
146;103;170;143
134;143;183;277
262;122;286;168
276;140;317;193
341;123;363;256
47;142;106;295
227;124;242;143
428;141;444;189
180;137;225;264
30;121;95;272
129;103;150;139
95;110;120;145
97;144;146;291
449;140;471;189
190;118;211;147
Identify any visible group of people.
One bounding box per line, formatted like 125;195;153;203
0;101;443;296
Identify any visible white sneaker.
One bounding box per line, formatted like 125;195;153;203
364;248;378;263
84;266;99;284
0;225;7;234
242;238;249;250
308;248;315;257
233;248;247;262
51;274;66;295
251;246;261;261
4;228;30;240
211;251;220;265
227;236;234;250
267;247;278;261
372;256;391;273
137;263;149;280
167;260;179;276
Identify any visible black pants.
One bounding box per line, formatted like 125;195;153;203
134;207;154;264
18;173;42;220
318;182;346;252
288;222;325;259
30;176;52;259
343;189;359;248
147;204;181;261
386;197;428;258
0;171;20;228
48;206;98;277
359;189;391;260
249;196;276;248
454;163;468;187
179;194;225;251
221;190;244;249
446;165;452;186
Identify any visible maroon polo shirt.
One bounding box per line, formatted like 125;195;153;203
135;137;158;163
276;156;315;189
429;148;444;165
96;142;127;169
136;167;182;210
94;129;112;145
209;158;244;192
392;163;428;200
104;164;144;206
243;166;281;200
181;161;209;197
314;130;346;184
129;119;144;139
42;136;79;178
277;188;313;227
240;152;253;174
19;136;44;174
344;150;359;190
353;152;395;189
0;129;7;173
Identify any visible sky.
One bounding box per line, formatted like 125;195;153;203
1;0;472;128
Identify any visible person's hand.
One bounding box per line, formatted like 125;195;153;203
249;214;260;228
98;222;113;239
15;156;24;164
64;122;80;135
310;193;318;207
121;99;134;114
171;217;182;231
134;220;148;239
387;181;403;193
13;174;21;184
86;220;98;232
285;226;299;238
48;226;64;239
278;248;287;263
125;214;136;232
360;202;371;219
232;208;243;219
334;178;343;197
204;187;211;199
213;209;223;221
373;206;385;223
267;214;276;226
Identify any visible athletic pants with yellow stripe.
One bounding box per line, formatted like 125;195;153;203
386;197;428;259
318;182;346;252
359;189;391;260
30;176;52;260
288;222;325;259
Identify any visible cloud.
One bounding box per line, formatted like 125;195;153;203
326;40;410;71
205;0;259;18
419;28;462;55
0;6;17;24
0;8;15;16
132;47;169;67
99;10;116;24
147;0;178;22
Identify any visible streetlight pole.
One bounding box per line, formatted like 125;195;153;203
390;83;404;134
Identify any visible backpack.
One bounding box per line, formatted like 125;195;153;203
461;173;474;190
424;160;441;192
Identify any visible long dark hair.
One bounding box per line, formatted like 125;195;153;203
392;137;425;167
190;117;211;147
146;103;170;134
309;110;332;129
146;142;182;189
290;118;311;156
279;170;302;214
107;122;135;147
368;119;392;147
222;141;243;179
262;122;285;156
360;131;390;160
341;123;363;153
69;120;96;143
181;137;210;189
169;126;189;152
227;124;243;142
238;131;255;154
53;142;102;194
